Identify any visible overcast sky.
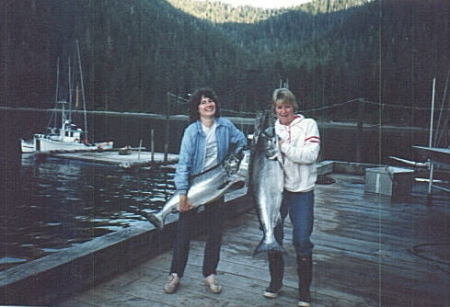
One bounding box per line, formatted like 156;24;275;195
208;0;311;9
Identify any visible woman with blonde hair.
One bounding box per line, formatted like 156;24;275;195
263;88;320;307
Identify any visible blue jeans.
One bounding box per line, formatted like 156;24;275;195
169;197;225;278
274;190;314;256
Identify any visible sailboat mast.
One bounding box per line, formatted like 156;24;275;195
427;78;436;198
53;57;60;128
68;57;72;122
76;39;88;142
433;64;450;147
429;77;436;148
60;99;66;138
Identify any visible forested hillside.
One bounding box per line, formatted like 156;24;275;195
0;0;252;114
1;0;449;128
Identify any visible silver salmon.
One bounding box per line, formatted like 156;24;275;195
143;153;245;230
251;111;286;255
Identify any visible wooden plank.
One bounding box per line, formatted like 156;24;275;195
57;173;450;307
39;150;179;168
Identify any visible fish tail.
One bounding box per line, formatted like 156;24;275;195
145;212;165;231
253;239;287;256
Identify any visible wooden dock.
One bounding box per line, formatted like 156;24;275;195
35;149;179;169
56;173;450;307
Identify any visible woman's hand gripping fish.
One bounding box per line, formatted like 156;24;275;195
143;153;245;231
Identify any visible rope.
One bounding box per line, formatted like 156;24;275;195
166;92;450;117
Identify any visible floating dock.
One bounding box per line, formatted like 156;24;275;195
1;161;449;306
34;149;179;169
58;170;450;307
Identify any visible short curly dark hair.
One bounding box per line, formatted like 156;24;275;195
188;87;221;123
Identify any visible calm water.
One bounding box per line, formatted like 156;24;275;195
0;109;433;270
0;154;175;270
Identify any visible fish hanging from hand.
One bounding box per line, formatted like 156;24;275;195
250;111;286;255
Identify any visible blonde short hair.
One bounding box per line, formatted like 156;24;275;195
272;88;298;112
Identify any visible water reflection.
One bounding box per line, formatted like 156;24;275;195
0;154;175;271
0;109;436;272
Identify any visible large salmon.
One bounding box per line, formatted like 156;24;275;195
251;111;286;255
143;153;245;231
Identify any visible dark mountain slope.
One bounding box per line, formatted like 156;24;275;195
1;0;449;128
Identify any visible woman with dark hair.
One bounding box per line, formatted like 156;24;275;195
163;87;247;295
188;88;221;122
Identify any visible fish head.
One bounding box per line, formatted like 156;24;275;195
262;127;279;159
253;110;275;147
224;152;242;175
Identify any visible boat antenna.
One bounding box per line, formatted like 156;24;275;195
76;39;89;142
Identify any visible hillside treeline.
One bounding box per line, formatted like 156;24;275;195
1;0;450;128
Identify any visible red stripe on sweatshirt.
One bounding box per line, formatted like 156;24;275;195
305;136;320;143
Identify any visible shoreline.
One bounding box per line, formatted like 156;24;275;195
0;106;430;131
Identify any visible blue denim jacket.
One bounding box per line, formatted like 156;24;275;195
174;117;247;194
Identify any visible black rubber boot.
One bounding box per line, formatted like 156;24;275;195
297;253;313;305
263;251;284;298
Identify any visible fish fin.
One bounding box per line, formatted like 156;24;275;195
274;214;283;226
217;181;232;190
217;178;243;190
253;239;287;256
145;212;164;232
229;180;246;190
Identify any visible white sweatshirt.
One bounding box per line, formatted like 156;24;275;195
275;114;321;192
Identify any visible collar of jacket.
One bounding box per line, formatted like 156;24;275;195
193;117;224;134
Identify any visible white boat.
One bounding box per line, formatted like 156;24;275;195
21;101;113;153
21;42;113;153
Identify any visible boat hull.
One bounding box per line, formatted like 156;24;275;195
21;136;113;153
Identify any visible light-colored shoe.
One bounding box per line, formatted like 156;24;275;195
298;300;311;307
204;274;222;294
263;284;282;298
164;273;180;294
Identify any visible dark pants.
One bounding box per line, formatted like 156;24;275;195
169;197;226;278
